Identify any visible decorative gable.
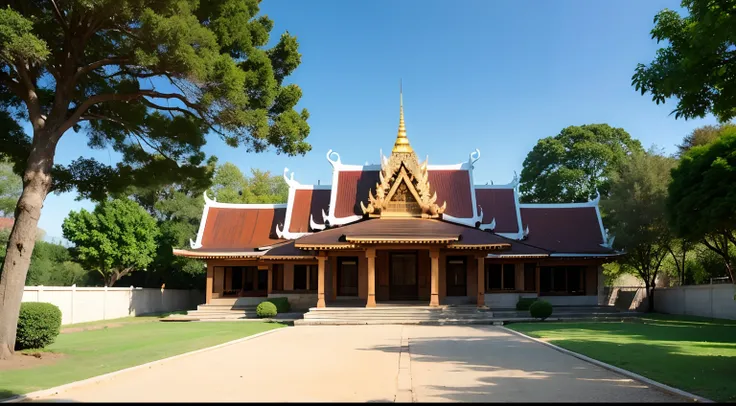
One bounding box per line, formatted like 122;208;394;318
359;94;446;218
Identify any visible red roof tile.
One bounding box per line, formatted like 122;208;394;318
289;189;331;233
333;169;475;219
200;207;286;250
520;207;609;253
475;189;519;233
334;170;380;218
428;170;473;218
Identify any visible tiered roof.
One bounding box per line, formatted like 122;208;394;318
174;93;618;260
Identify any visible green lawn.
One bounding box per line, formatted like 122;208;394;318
508;314;736;402
0;321;285;399
59;311;187;332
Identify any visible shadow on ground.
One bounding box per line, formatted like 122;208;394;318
359;325;686;403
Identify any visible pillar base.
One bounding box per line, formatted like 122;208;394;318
366;294;376;308
317;296;326;308
429;294;440;307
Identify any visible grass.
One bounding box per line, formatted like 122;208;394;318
0;321;285;399
508;314;736;402
59;311;187;332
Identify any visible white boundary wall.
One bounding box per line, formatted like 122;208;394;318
654;284;736;320
22;286;204;325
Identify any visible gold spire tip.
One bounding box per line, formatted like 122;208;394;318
393;81;413;153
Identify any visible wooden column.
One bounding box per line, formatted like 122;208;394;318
429;248;440;307
536;264;541;296
317;252;327;308
205;263;213;304
267;265;273;294
477;254;486;308
366;248;377;307
332;258;338;300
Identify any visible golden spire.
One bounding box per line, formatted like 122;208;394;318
393;81;413;153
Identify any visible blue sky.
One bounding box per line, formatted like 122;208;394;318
37;0;718;242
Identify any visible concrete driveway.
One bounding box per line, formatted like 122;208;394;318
39;325;683;402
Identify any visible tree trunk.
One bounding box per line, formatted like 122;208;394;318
0;136;57;359
644;280;654;313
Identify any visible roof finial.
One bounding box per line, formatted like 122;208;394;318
393;79;413;153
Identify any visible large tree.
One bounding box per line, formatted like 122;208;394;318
604;148;677;312
676;124;735;157
0;0;310;358
520;124;643;203
667;126;736;283
632;0;736;122
210;163;288;203
62;199;159;287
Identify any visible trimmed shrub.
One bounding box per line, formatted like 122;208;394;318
256;301;278;318
516;297;538;311
266;297;291;313
529;300;553;321
16;302;62;350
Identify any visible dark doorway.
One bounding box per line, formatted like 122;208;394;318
446;256;467;296
257;269;268;291
390;252;418;300
337;257;359;296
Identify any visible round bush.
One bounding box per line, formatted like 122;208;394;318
16;302;62;350
529;300;553;321
256;301;278;318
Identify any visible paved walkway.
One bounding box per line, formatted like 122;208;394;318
39;325;683;402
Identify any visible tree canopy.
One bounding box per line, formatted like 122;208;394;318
604;148;677;311
520;124;643;203
62;199;159;287
210;163;288;203
676;124;735;157
667;126;736;282
632;0;736;122
0;0;310;358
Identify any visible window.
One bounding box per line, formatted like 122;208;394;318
486;263;517;291
231;267;243;292
539;266;586;295
294;265;308;290
502;264;516;290
308;264;318;291
524;263;536;292
272;264;284;291
487;264;502;290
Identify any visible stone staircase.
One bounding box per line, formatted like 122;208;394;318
295;304;639;326
295;305;497;326
163;304;259;321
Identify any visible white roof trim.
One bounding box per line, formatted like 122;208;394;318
475;171;520;189
442;213;481;228
518;191;601;209
549;253;621;257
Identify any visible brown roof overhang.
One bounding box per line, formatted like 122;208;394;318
172;249;266;259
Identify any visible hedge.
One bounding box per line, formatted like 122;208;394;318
266;297;291;313
516;297;538;311
16;302;62;350
256;301;278;318
529;300;553;321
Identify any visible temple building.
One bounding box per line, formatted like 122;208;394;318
173;94;619;311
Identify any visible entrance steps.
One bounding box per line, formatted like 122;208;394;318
296;305;496;325
163;304;259;321
295;304;639;326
